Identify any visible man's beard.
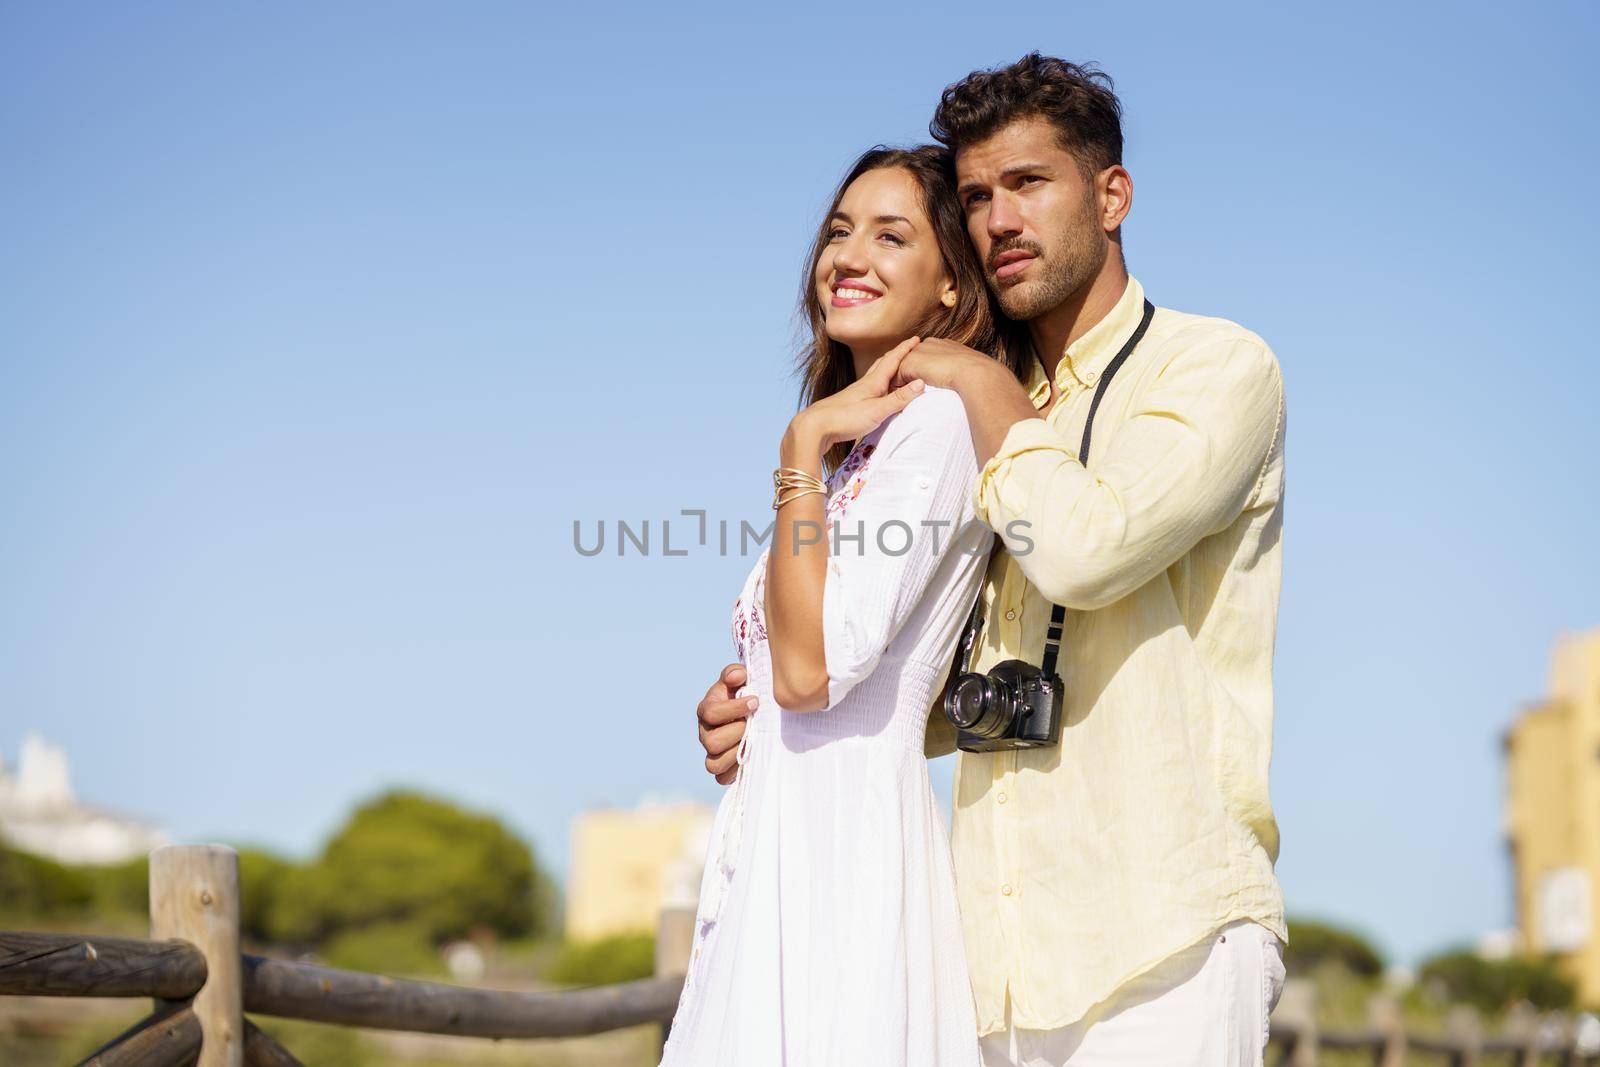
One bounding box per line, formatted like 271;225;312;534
991;190;1106;323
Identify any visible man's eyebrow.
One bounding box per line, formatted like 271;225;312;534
958;163;1056;197
830;211;915;227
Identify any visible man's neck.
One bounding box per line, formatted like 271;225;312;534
1028;259;1130;383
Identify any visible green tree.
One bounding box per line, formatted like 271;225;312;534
235;846;296;943
1418;948;1576;1013
1284;915;1386;978
268;789;546;949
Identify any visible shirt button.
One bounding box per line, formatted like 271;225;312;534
1005;610;1017;621
997;792;1008;804
1001;883;1013;896
916;476;931;490
1083;369;1099;384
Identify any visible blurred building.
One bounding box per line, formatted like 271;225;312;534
1504;627;1600;1002
565;798;715;941
0;731;169;865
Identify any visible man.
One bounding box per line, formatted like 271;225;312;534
697;53;1288;1066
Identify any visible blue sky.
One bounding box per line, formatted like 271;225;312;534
2;2;1596;967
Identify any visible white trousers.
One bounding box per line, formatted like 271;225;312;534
978;920;1287;1067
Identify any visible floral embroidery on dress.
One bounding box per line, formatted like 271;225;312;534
728;440;878;662
685;559;770;1046
730;550;772;662
826;442;876;519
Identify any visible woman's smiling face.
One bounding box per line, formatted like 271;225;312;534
813;166;954;356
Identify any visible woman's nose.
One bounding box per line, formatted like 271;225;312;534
833;237;869;273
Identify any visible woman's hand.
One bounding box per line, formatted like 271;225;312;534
891;336;991;391
792;336;926;450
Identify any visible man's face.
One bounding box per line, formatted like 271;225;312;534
954;115;1108;323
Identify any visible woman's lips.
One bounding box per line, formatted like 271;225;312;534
995;255;1036;279
831;288;882;308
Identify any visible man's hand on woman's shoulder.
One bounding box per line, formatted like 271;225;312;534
698;663;755;785
892;337;993;392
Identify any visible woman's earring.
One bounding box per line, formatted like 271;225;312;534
941;290;958;308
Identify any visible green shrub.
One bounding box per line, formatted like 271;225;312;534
1418;948;1575;1013
321;919;445;977
0;847;94;917
88;855;148;916
0;847;152;927
547;932;655;986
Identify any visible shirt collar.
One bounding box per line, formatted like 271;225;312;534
1050;274;1147;392
1024;350;1051;410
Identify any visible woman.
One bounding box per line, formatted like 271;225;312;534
659;145;1023;1066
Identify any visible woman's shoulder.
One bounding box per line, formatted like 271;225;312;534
859;385;974;487
889;383;960;428
885;384;970;443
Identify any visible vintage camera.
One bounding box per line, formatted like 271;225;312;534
940;598;1066;753
938;297;1151;754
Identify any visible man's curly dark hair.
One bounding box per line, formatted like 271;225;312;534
929;53;1124;179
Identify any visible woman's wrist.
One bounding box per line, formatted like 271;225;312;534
781;414;829;468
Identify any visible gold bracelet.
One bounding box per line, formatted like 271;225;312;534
772;464;828;510
773;466;824;494
773;466;826;491
773;486;827;510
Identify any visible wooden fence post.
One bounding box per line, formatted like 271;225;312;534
1444;1005;1481;1067
1503;1002;1541;1067
655;905;694;979
1370;993;1407;1067
1274;976;1318;1067
150;844;244;1067
652;904;694;1058
1548;1012;1581;1067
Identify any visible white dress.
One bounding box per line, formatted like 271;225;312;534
659;385;988;1067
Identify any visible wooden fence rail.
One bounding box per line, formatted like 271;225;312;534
3;932;685;1039
3;843;1598;1066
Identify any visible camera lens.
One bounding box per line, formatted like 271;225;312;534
946;673;1016;740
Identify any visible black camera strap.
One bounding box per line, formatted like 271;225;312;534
1038;297;1155;680
949;297;1157;689
940;295;1158;687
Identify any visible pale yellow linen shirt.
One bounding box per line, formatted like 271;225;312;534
925;274;1289;1036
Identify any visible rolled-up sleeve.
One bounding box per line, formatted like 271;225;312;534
973;336;1285;611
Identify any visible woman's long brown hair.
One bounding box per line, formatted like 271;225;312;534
791;144;1030;475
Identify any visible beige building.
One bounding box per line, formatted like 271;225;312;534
565;799;715;942
1504;627;1600;1004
